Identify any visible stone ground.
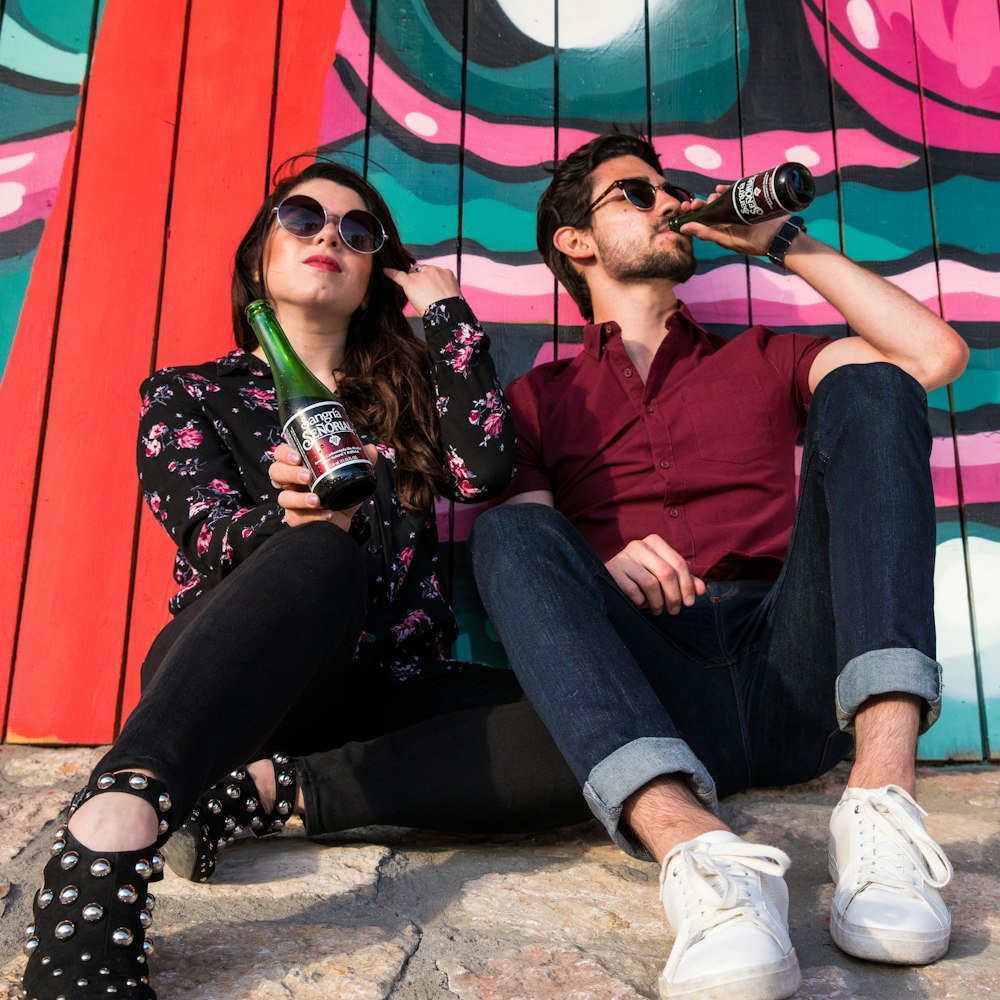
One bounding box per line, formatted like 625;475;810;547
0;745;997;1000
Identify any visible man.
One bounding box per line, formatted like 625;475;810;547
469;131;967;1000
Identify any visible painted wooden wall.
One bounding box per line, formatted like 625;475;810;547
1;0;998;761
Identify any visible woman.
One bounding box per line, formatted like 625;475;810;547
19;160;584;1000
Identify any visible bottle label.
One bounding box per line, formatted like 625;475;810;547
732;166;803;224
282;402;372;487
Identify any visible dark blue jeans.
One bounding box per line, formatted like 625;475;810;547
470;363;942;857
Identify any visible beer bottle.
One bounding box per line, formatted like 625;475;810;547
246;299;377;509
668;162;815;232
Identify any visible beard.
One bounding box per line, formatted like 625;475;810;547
595;223;697;285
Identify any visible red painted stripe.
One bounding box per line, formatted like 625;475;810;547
122;0;284;719
0;131;77;739
6;0;187;744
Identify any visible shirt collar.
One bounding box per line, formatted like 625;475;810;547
582;301;704;359
214;347;270;378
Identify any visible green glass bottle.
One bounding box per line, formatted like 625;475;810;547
668;162;815;232
246;299;376;509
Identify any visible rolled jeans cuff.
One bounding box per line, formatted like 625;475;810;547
835;648;942;734
583;737;719;860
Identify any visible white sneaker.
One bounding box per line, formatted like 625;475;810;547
658;830;801;1000
829;784;953;965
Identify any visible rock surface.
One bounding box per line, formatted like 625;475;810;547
1;745;998;999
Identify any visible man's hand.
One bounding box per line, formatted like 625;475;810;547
674;185;788;257
268;441;377;531
605;534;706;615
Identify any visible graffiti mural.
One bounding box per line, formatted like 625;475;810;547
1;0;998;759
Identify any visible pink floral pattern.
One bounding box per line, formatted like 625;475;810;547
138;297;514;682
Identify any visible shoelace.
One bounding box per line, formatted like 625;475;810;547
660;840;792;942
848;789;953;896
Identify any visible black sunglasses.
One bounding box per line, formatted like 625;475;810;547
273;194;387;253
589;178;695;214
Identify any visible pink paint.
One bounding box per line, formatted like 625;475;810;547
806;0;1000;154
0;133;72;233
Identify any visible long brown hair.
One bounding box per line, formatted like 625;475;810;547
232;159;445;516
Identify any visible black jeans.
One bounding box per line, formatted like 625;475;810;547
96;521;587;836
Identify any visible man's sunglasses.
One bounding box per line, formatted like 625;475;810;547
273;194;386;253
589;178;695;214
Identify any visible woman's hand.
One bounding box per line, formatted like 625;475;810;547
268;442;377;531
384;262;462;317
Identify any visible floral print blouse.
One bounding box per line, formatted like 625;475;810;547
137;296;513;682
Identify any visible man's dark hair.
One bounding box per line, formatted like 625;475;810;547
536;131;663;321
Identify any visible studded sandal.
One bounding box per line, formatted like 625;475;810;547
20;770;173;1000
161;752;297;883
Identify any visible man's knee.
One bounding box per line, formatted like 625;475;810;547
470;502;568;565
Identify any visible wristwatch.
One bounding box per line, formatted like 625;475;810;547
766;215;806;268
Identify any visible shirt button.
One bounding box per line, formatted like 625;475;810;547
669;508;680;518
660;460;670;469
646;405;654;413
623;368;633;378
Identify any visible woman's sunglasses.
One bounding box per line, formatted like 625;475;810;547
589;178;695;214
273;194;386;253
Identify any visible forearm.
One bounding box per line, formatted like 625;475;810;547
784;235;968;391
423;296;515;500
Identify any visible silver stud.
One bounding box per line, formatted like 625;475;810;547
128;774;149;791
24;922;35;937
250;817;264;830
135;859;152;879
51;968;63;976
23;937;39;955
139;909;152;928
158;819;169;835
117;885;138;905
150;853;164;874
90;858;111;878
58;886;78;905
96;774;117;790
106;987;118;995
127;980;137;987
60;851;79;870
278;771;293;786
145;894;156;911
81;951;91;961
223;817;236;832
54;920;75;940
143;938;155;956
207;798;221;814
245;797;259;813
82;904;104;922
273;753;289;765
37;888;54;909
277;800;291;816
231;769;247;780
233;824;244;836
226;784;240;799
50;839;66;855
271;819;285;831
77;979;89;987
159;792;172;812
112;928;134;947
100;967;110;975
42;955;52;965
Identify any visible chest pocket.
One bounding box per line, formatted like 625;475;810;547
681;375;775;464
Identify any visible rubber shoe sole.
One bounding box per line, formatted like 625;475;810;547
659;949;801;1000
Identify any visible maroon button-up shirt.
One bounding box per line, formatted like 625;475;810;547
503;304;831;581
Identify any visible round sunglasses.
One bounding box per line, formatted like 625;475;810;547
589;178;695;214
273;194;387;253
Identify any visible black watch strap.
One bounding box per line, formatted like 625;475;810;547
766;215;806;268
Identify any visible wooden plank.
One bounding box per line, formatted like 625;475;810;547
4;0;186;744
911;0;1000;759
269;0;348;173
821;0;983;759
649;0;748;331
0;0;97;737
120;0;283;721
